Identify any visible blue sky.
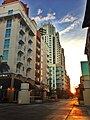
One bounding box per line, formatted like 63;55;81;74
21;0;87;92
0;0;87;92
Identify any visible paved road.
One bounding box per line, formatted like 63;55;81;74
0;98;90;120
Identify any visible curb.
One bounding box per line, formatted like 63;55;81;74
73;104;90;116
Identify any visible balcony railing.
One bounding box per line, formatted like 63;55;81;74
19;37;25;43
28;45;32;51
27;64;31;69
16;69;20;74
20;26;25;33
28;36;33;43
27;54;32;60
18;46;24;53
17;57;23;64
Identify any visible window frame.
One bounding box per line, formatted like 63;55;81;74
4;39;10;49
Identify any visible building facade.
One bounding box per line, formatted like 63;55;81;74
82;0;90;74
85;29;90;74
0;0;37;101
39;23;69;92
82;0;90;105
35;31;41;85
0;0;50;102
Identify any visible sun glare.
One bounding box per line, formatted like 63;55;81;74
71;86;76;94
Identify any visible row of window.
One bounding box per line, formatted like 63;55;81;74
3;19;12;60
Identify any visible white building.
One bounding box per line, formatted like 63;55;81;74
39;23;69;91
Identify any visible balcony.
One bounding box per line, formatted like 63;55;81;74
27;54;32;60
19;37;25;43
16;68;22;75
36;64;40;69
28;36;33;43
27;64;31;69
36;48;41;54
17;57;23;64
28;45;32;51
18;46;24;53
16;68;20;74
36;41;40;47
20;24;25;34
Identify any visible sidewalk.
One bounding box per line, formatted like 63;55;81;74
68;101;90;120
73;100;90;114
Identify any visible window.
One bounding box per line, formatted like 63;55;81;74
6;19;12;27
8;10;13;14
4;39;10;49
3;50;9;60
53;84;55;87
5;29;11;38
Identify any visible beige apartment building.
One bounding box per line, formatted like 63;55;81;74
0;0;50;102
0;0;37;101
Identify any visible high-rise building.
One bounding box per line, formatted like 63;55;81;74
39;23;69;91
0;0;37;101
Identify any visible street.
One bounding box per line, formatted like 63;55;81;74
0;98;90;120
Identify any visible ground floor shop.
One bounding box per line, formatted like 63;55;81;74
0;73;49;103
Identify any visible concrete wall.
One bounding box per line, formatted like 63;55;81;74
83;76;90;106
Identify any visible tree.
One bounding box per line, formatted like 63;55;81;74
0;55;10;73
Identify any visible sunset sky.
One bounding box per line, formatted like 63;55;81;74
0;0;88;93
23;0;87;92
22;0;87;93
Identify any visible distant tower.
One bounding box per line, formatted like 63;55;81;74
39;23;68;91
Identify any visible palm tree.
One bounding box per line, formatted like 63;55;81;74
0;55;10;73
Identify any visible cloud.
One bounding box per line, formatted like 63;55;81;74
59;14;77;24
32;12;56;23
37;9;43;15
59;18;82;35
